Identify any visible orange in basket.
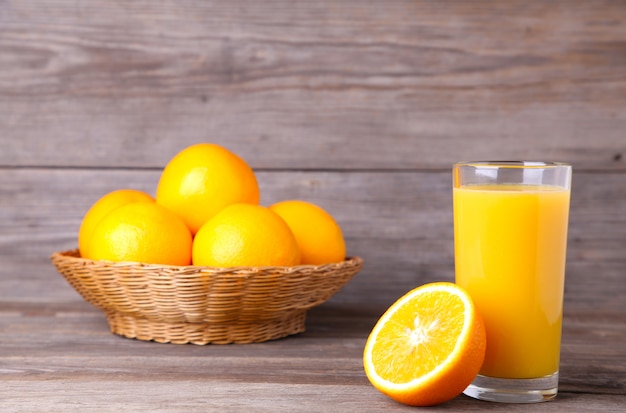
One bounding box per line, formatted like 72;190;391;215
270;200;346;265
78;189;154;259
192;203;301;267
156;143;260;235
88;202;193;266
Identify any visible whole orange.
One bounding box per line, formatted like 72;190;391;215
156;143;260;235
78;189;154;259
87;202;192;266
269;200;346;265
192;203;301;267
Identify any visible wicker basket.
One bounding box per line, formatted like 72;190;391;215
50;250;362;344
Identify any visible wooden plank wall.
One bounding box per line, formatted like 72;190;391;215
1;1;625;317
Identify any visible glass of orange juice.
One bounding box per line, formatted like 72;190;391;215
453;161;572;403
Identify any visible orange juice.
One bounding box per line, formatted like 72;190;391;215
454;184;570;379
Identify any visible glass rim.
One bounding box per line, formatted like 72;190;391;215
454;161;571;169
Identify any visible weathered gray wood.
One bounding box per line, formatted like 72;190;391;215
1;381;623;413
1;168;625;313
1;1;625;170
0;302;625;412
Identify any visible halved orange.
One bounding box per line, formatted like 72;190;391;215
363;282;486;406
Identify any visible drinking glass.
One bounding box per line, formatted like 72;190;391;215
453;161;572;403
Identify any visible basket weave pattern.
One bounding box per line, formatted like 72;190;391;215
51;250;362;344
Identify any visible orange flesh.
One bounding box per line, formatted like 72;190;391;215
371;291;465;383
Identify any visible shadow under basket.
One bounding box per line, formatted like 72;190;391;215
50;250;362;345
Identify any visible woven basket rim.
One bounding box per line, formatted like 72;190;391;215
51;249;363;273
49;249;363;344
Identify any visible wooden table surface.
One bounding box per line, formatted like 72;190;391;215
1;285;625;412
1;1;625;411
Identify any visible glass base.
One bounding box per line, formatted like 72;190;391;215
463;372;558;403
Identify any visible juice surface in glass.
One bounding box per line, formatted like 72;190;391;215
454;184;570;379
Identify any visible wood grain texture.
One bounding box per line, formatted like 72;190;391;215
1;1;625;411
0;302;625;412
1;168;625;312
1;1;625;169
